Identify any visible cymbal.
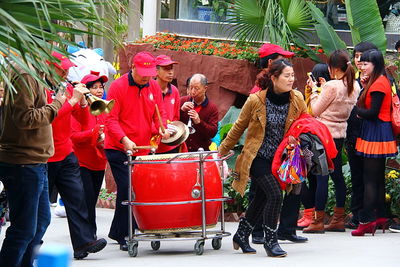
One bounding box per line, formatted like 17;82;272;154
161;121;189;146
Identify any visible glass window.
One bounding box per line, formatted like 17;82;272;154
177;0;234;22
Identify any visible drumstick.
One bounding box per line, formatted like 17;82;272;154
155;104;165;134
132;146;157;150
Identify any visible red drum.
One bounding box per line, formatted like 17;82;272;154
131;153;222;232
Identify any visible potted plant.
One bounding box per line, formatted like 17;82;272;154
193;0;233;21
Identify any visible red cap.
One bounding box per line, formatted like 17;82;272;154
155;55;179;66
81;71;108;85
133;52;157;77
50;51;77;70
258;44;294;58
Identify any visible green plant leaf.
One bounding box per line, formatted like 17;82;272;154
306;2;346;56
345;0;387;54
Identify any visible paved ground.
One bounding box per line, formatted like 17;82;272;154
1;207;399;267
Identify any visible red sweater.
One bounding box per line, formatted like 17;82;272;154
272;113;338;190
47;85;89;162
364;75;392;122
179;95;219;152
71;113;107;171
157;84;181;153
104;72;167;156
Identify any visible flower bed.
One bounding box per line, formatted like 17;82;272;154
138;32;259;62
137;32;326;62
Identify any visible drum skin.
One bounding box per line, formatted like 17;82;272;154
131;154;222;231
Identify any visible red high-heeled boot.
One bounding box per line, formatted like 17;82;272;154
351;222;377;236
374;218;388;233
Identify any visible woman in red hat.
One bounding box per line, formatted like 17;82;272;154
71;71;109;238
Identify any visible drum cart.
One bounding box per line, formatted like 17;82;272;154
123;149;233;257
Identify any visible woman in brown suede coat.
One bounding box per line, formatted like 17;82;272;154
219;59;306;257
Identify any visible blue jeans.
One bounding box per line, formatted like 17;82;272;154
0;163;51;267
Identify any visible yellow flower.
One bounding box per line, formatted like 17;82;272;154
386;193;391;202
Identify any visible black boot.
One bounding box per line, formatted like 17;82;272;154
232;217;257;253
263;225;287;257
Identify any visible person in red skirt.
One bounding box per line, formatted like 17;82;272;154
71;72;109;239
352;49;398;236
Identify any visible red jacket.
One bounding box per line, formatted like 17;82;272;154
156;84;181;153
104;71;167;156
179;95;219;152
47;85;89;162
272;113;338;190
71;112;107;171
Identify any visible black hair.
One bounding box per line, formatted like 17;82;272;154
311;63;331;87
259;53;281;69
353;42;378;57
395;40;400;51
357;49;386;108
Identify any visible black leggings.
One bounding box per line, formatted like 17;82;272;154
359;157;386;223
315;138;346;211
245;157;282;229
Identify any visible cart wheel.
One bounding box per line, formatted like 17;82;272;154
211;238;222;250
128;243;138;257
151;241;161;251
194;240;204;255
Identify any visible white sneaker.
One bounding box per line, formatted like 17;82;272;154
54;197;66;218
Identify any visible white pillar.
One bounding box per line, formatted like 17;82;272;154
127;0;141;42
143;0;159;37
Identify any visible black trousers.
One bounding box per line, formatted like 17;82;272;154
80;167;105;236
105;149;137;245
250;173;302;237
47;153;95;250
278;192;302;235
246;157;282;229
300;174;317;209
345;140;364;223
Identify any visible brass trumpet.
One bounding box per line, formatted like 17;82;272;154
85;94;115;116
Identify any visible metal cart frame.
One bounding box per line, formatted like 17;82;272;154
122;149;233;257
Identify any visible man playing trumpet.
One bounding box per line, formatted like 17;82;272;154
46;52;108;260
104;51;170;251
180;74;218;152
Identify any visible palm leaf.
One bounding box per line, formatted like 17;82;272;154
0;0;125;95
306;2;346;56
226;0;267;42
280;0;313;32
345;0;387;54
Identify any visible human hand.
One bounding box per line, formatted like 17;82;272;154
181;101;194;112
188;109;200;124
166;123;178;136
306;77;317;91
69;83;90;107
97;125;105;143
54;90;67;105
121;136;138;153
160;127;171;140
360;75;369;88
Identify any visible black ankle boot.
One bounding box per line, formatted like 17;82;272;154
263;225;287;257
232;217;256;253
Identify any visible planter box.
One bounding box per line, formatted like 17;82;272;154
119;43;323;119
